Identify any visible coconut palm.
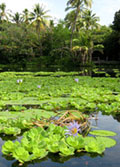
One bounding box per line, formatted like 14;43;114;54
30;3;50;35
22;9;30;24
82;9;100;30
0;3;9;22
11;12;23;25
29;4;50;56
66;0;92;48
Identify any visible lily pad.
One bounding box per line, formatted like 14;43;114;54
96;137;116;148
89;130;117;136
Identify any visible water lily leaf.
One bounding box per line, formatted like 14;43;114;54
96;137;116;148
89;130;117;136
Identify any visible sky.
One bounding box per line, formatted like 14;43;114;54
0;0;120;26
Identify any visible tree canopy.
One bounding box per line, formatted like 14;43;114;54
0;2;119;71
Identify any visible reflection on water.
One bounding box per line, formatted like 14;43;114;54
0;112;120;167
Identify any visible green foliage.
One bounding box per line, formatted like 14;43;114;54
96;137;116;148
112;9;120;31
2;126;116;163
0;72;118;164
65;135;84;149
84;137;105;154
89;130;117;136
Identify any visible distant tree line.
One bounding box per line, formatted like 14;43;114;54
0;0;119;70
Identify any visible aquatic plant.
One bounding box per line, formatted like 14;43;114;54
0;71;119;164
17;79;23;84
75;78;79;82
2;126;116;164
37;85;41;88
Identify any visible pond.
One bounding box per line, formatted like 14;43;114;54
0;112;119;167
0;71;120;166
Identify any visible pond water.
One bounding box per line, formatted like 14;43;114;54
0;112;120;167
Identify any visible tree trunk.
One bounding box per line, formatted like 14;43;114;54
88;48;93;63
36;20;43;56
70;4;80;49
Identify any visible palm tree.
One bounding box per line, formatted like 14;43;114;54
66;0;92;48
82;9;100;30
65;10;78;30
22;9;30;24
11;12;23;25
0;3;9;22
30;3;50;35
29;3;50;56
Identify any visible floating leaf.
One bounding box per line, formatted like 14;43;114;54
96;137;116;148
89;130;117;136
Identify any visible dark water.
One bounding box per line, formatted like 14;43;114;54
0;112;120;167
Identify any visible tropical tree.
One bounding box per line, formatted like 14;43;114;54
82;9;100;30
11;12;23;25
30;3;50;35
0;3;9;22
112;9;120;31
22;9;30;24
29;3;51;56
66;0;92;48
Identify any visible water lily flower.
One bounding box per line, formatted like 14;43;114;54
75;78;79;83
65;121;81;137
37;85;41;88
19;79;23;83
17;79;23;84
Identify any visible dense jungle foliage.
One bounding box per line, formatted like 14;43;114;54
0;0;120;70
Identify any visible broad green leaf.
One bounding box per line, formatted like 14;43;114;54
96;137;116;148
89;130;117;136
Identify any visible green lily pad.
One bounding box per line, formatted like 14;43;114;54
96;137;116;148
89;130;117;136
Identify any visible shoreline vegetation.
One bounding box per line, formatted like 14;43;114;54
0;1;119;69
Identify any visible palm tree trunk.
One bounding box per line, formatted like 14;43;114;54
36;20;43;56
70;4;80;49
88;48;93;63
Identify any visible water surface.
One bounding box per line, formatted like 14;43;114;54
0;112;120;167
